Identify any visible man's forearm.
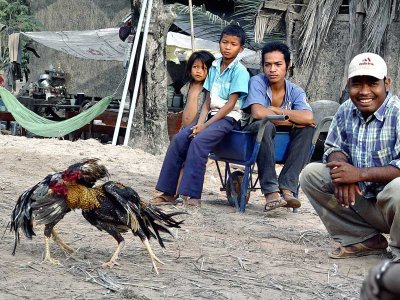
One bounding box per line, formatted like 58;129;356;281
359;165;400;183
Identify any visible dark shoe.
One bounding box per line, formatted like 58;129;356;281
282;192;301;208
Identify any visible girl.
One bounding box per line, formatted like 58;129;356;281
151;51;214;205
180;51;215;128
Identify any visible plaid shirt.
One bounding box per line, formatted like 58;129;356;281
323;93;400;198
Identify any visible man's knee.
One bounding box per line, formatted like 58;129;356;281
300;162;331;191
377;178;400;205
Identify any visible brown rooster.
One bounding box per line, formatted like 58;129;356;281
10;159;185;274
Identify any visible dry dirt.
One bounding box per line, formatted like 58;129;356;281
0;135;386;300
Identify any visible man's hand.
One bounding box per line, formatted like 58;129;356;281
333;183;361;207
326;161;362;184
189;123;207;138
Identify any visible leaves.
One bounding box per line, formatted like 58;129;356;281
297;0;343;70
0;0;42;73
173;0;284;50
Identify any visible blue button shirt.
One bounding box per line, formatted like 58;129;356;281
324;93;400;198
203;57;250;121
242;73;311;111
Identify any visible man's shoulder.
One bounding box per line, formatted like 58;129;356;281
249;73;266;85
387;94;400;109
285;79;305;94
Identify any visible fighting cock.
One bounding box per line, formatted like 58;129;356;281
10;159;185;274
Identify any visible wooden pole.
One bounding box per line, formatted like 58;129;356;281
188;0;195;51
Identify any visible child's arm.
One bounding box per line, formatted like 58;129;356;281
196;92;211;126
190;92;238;137
182;86;201;128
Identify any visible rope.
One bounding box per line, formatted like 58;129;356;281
0;87;113;137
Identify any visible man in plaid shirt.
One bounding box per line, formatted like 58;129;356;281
300;52;400;259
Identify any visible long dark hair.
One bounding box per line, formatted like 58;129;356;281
184;50;215;83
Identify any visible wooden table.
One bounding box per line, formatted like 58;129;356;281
65;110;128;143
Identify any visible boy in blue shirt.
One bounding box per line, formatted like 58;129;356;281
153;24;250;206
242;41;314;212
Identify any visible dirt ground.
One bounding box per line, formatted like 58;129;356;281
0;135;386;300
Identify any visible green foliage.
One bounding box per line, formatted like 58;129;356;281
173;0;285;50
0;0;42;73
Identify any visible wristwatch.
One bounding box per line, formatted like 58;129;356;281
376;260;395;293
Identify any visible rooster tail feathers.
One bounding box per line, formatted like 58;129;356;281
10;173;57;254
139;203;187;248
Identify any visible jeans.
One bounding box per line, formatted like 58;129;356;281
156;117;238;199
245;120;314;195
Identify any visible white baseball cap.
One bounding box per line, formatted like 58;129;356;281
348;52;387;79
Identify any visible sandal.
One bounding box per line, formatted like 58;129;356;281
175;195;201;207
329;243;387;259
264;196;287;212
281;192;301;208
150;193;177;205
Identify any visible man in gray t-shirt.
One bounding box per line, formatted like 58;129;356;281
242;41;314;212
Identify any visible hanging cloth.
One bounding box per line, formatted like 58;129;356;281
8;33;20;62
0;87;113;137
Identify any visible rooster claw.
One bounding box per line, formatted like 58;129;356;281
41;256;61;265
102;260;120;268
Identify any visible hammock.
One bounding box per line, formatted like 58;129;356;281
0;87;113;137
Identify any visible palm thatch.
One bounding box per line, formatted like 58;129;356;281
297;0;343;71
362;0;397;53
173;0;284;49
254;11;284;43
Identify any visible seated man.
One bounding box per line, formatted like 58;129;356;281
300;52;400;259
242;41;314;212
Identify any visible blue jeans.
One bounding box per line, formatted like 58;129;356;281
245;121;314;195
156;117;238;199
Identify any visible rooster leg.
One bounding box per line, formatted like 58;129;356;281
51;229;75;254
102;240;125;268
142;237;165;275
41;236;60;265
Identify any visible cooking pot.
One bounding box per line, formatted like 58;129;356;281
39;74;51;81
39;79;51;88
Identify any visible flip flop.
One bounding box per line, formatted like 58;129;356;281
329;243;387;259
264;196;287;212
150;194;177;205
175;196;201;207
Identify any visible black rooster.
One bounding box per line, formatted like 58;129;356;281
10;159;185;274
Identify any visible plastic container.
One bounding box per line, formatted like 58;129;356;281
212;130;291;163
213;130;255;162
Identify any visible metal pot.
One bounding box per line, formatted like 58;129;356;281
39;74;51;81
39;79;51;88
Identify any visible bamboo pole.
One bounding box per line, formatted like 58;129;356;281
188;0;195;51
123;0;154;146
112;0;149;145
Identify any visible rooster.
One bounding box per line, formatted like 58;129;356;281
10;159;185;274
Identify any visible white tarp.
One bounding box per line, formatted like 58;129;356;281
22;29;258;66
166;32;256;63
22;28;126;61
